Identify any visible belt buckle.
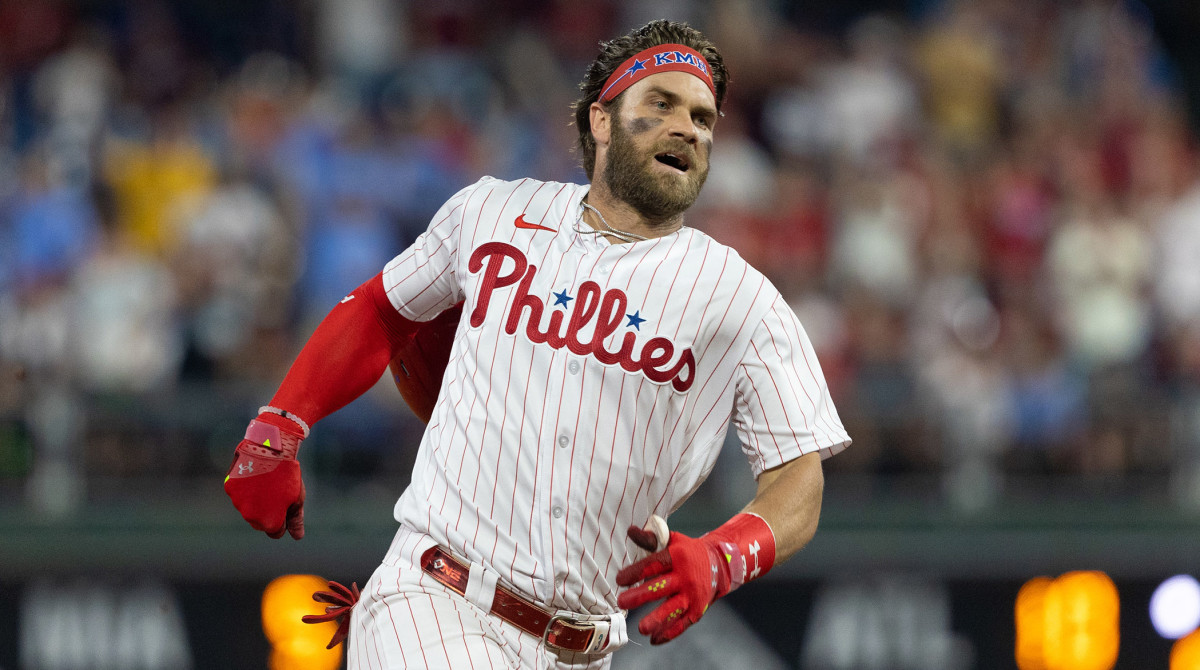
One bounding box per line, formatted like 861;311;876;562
541;613;595;652
541;613;571;649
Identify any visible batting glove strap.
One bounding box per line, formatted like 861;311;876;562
713;540;746;592
242;416;304;459
702;513;777;591
258;406;310;437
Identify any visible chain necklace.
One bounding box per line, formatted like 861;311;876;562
575;201;649;244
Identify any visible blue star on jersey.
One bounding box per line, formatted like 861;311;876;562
552;289;643;330
626;310;646;330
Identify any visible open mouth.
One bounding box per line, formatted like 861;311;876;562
654;152;691;173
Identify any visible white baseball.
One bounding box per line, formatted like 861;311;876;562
644;514;670;550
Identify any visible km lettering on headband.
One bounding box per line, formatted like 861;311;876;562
599;44;715;103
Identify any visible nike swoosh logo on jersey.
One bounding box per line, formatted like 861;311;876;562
514;214;556;232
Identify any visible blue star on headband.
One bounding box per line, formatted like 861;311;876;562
600;58;649;100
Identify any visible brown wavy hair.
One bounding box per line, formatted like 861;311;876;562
572;20;730;179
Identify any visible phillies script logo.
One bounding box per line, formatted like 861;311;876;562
469;242;695;392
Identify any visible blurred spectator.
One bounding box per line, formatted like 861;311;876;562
489;30;583;180
909;212;1009;507
224;52;310;181
314;0;405;96
829;164;921;308
174;169;295;382
8;147;98;290
120;1;192;110
835;287;928;476
1152;175;1200;505
914;2;1004;155
1000;305;1086;474
1155;180;1200;330
300;193;399;323
917;292;1009;512
761;14;919;166
981;147;1055;287
695;113;776;215
104;105;217;257
1044;185;1153;370
32;24;118;188
823;14;919;163
70;184;180;393
0;0;72;151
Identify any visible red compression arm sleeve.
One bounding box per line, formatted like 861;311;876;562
269;273;420;426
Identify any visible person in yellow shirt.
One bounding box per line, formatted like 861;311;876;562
104;106;216;257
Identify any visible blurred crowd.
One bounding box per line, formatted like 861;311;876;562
2;0;1199;512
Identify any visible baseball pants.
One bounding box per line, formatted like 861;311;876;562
348;526;614;670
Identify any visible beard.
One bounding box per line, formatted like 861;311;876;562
601;112;709;224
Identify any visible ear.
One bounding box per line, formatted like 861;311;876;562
589;101;612;148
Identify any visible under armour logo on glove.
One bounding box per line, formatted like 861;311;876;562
238;461;254;475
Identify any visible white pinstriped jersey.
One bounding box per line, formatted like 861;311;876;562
381;176;850;617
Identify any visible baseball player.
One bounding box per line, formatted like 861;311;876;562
225;19;850;669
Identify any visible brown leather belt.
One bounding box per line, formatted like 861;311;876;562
420;546;608;653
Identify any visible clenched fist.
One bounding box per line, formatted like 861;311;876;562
224;410;308;539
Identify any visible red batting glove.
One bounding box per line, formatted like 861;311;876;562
616;513;775;645
616;529;729;644
223;410;307;539
302;580;360;648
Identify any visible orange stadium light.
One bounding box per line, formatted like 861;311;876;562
1015;571;1119;670
262;574;343;670
1172;629;1200;670
1016;576;1053;670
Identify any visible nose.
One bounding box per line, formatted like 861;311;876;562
666;109;698;144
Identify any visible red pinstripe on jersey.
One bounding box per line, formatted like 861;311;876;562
377;177;850;620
